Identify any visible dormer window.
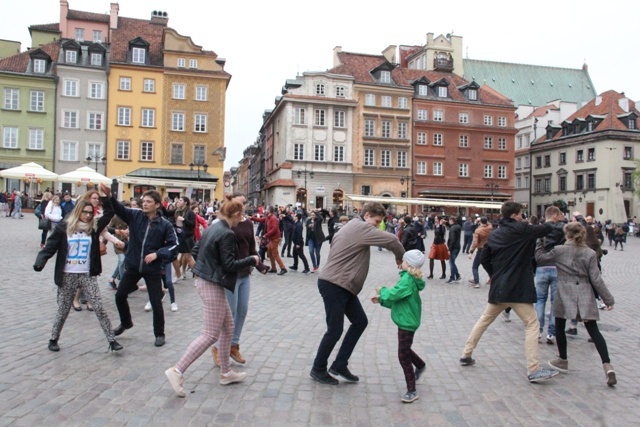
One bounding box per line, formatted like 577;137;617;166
418;85;428;96
88;43;105;67
91;53;102;66
132;48;146;64
315;83;325;96
587;121;594;131
33;59;46;73
380;70;391;83
438;86;448;98
65;50;77;63
129;37;150;65
630;118;636;129
468;89;477;100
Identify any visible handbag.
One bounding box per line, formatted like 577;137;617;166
38;217;51;230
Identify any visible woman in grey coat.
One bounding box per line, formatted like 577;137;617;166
535;222;616;386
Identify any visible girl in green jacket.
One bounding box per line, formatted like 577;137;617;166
372;249;426;403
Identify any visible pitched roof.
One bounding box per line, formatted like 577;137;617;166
29;23;60;33
463;59;597;107
67;9;110;23
0;41;60;73
109;16;167;66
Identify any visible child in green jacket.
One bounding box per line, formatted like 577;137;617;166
372;249;426;403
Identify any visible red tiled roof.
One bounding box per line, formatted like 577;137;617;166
109;16;167;66
265;179;296;189
29;23;60;33
67;9;110;23
0;41;60;73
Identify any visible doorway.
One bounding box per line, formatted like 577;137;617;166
315;196;324;210
586;202;595;218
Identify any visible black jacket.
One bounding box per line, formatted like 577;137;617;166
401;224;419;251
305;215;326;245
111;196;178;273
293;220;305;246
34;197;114;286
447;224;461;250
481;219;552;304
327;215;339;243
192;219;257;292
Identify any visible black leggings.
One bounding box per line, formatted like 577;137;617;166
428;259;446;277
398;329;425;392
555;318;610;363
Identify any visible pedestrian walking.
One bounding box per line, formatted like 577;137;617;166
427;218;448;279
468;217;491;287
446;216;462;283
306;210;326;272
289;213;311;274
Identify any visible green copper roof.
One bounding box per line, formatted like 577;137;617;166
462;59;597;107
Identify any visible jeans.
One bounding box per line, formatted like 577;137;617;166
471;249;483;283
308;238;322;269
281;228;293;256
535;267;557;336
312;279;368;372
111;253;126;281
225;274;250;345
449;247;460;279
463;234;473;253
162;262;175;304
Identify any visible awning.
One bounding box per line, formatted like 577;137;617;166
115;176;217;190
344;194;504;209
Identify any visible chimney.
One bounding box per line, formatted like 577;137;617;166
426;32;434;45
618;97;630;113
150;10;169;25
382;45;397;64
110;3;119;29
333;46;342;68
595;96;602;106
60;0;69;38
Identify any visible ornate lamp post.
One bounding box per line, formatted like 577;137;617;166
400;175;415;214
190;162;208;202
486;182;499;220
85;154;106;172
296;168;314;208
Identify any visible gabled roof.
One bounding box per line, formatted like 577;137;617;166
463;59;596;107
0;41;59;73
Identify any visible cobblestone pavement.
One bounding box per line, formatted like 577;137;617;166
1;216;638;426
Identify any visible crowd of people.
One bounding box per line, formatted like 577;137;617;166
29;191;622;404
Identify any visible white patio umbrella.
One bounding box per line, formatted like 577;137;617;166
56;166;112;186
0;162;58;180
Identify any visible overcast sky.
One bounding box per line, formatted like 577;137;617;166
3;0;639;168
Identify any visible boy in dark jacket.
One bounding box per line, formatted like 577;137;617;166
290;213;310;274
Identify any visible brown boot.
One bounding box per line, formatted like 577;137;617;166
230;344;246;364
211;345;220;367
603;363;616;386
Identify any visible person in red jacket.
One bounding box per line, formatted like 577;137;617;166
251;206;287;275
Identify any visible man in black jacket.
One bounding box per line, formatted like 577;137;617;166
111;190;178;347
446;216;462;283
459;202;559;383
280;208;295;258
289;213;310;273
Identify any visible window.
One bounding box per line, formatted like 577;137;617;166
294;107;306;125
516;157;522;169
117;107;131;126
364;149;375;166
141;109;155;127
397;151;407;168
381;150;391;167
143;79;155;93
433;162;443;175
544;178;551;193
87;143;102;159
417;109;427;121
525;176;530;188
498;116;507;127
30;91;44;112
498;165;507;179
587;173;596;189
544;155;551;167
33;59;46;73
559;176;567;191
484;115;493;125
587;121;594;131
559;152;566;165
624;146;633;160
119;77;131;91
433;133;443;146
90;53;102;66
381;121;391;138
576;175;584;190
484;136;493;149
361;185;371;196
459;112;469;124
525;156;530;167
459;135;469;147
315;83;325;96
517;135;523;148
116;140;130;160
438;86;447;97
517;177;522;188
418;85;428;96
132;47;146;64
498;138;507;150
62;111;78;128
398;97;408;109
587;148;595;161
172;112;185;131
629;118;636;129
194;146;206;164
535;156;542;168
93;30;102;43
194;114;207;132
177;58;186;68
64;79;78;97
417;132;427;145
623;171;633;188
294;143;304;160
189;59;198;69
417;161;427;175
334;145;344;162
314;144;325;161
335;86;345;98
380;70;391;83
140;141;153;161
364;120;375;137
65;50;77;63
484;165;493;178
433;110;443;121
467;89;477;100
365;94;375;106
535;179;542;193
334;111;346;128
3;127;18;148
576;149;584;162
195;86;207;101
89;82;104;99
398;122;407;139
4;88;19;109
87;112;104;130
381;96;392;107
170;144;183;164
459;163;469;177
173;84;186;99
314;109;326;126
75;28;84;41
28;128;44;150
61;141;78;161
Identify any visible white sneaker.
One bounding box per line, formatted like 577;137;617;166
144;301;152;312
171;302;178;312
164;367;186;397
220;370;246;385
502;311;511;322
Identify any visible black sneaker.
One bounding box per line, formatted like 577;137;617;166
310;369;339;385
401;391;419;403
328;366;359;382
446;277;455;283
154;336;165;347
566;328;578;336
459;357;476;366
289;266;298;270
277;270;287;276
415;365;426;382
302;269;311;274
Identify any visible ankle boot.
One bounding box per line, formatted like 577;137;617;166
48;339;60;352
230;344;246;364
109;340;123;352
603;363;616;386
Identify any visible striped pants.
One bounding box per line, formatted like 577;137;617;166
176;278;234;373
398;328;425;393
51;273;115;343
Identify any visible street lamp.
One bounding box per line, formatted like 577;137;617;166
85;154;106;172
190;162;208;202
400;175;415;214
296;168;314;208
486;182;499;220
